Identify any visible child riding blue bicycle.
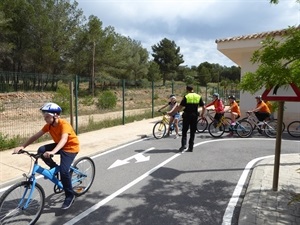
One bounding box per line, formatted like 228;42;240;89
13;102;79;210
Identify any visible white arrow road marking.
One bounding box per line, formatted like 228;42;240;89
134;153;150;163
64;150;182;225
107;147;154;169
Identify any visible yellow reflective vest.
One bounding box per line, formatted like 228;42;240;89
185;93;201;104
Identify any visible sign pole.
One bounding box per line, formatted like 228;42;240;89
262;83;299;191
272;101;284;191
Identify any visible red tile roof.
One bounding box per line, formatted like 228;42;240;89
215;26;297;43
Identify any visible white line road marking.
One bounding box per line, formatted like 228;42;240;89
221;155;273;225
221;139;300;225
64;152;182;225
64;138;278;225
108;147;154;169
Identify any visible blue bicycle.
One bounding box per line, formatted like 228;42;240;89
0;150;95;225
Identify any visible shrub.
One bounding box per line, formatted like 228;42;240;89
0;133;19;151
97;90;117;109
80;95;94;106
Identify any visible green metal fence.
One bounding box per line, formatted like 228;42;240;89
0;72;239;140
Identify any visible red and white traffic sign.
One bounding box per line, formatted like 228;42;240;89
262;83;300;101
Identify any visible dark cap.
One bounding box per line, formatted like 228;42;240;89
255;95;262;100
228;95;236;100
186;85;193;91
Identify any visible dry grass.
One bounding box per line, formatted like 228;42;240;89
0;86;182;139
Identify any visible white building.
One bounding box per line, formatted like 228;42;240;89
216;28;300;124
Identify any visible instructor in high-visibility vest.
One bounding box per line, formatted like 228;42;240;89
169;85;205;152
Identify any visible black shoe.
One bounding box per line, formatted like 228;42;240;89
61;195;75;210
179;146;187;152
187;148;193;152
257;128;262;134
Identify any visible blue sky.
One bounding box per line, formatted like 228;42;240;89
76;0;299;67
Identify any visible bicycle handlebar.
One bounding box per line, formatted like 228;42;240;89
158;110;168;115
13;149;53;159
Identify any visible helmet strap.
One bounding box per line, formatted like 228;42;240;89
51;114;58;126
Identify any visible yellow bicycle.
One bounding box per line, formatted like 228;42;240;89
153;112;182;139
197;109;231;133
207;114;232;137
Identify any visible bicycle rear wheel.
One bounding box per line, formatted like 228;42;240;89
196;117;208;133
236;120;253;138
71;157;96;196
208;121;225;137
264;121;278;138
287;121;300;138
0;181;45;225
178;119;183;135
153;121;166;139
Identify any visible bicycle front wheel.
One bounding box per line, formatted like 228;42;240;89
0;181;45;225
264;121;278;138
208;121;225;137
153;121;167;139
287;121;300;138
271;119;285;132
236;120;253;138
71;157;96;196
196;118;208;133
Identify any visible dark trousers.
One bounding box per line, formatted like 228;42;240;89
181;113;198;148
38;143;77;198
255;112;270;122
214;112;224;122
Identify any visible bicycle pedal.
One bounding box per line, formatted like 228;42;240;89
74;186;85;193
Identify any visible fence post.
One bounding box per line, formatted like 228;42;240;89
122;79;125;125
205;85;208;103
75;75;79;134
171;79;174;94
69;81;74;128
152;81;154;118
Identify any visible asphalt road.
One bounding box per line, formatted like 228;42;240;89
1;133;299;225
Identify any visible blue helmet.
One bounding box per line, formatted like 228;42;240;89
40;102;62;115
213;93;219;98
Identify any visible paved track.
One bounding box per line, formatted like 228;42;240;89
0;118;299;225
